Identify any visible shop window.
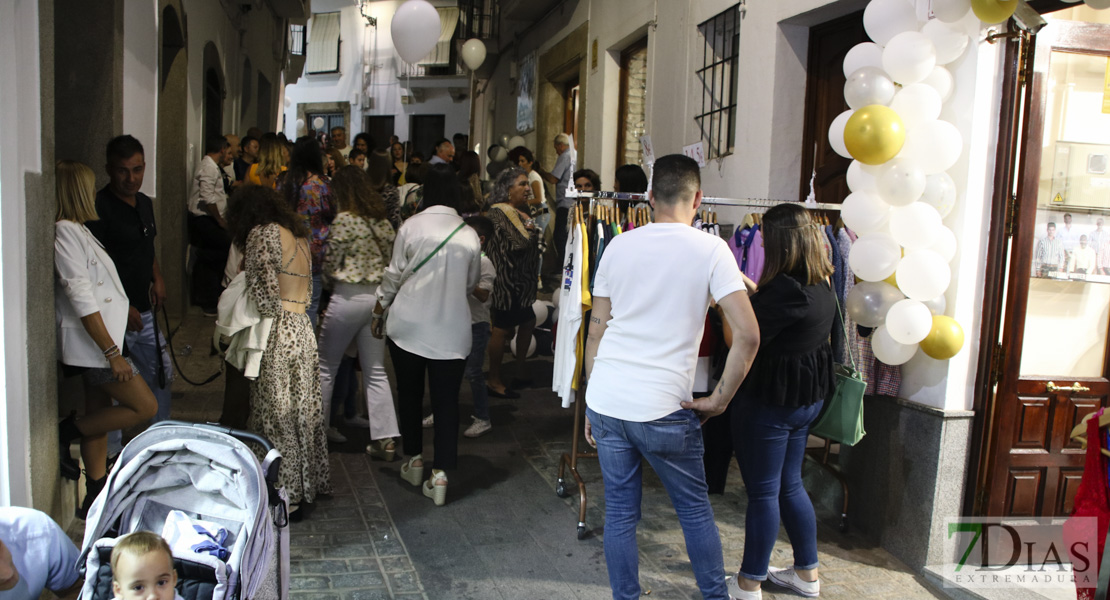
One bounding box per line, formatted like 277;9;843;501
290;24;305;56
695;4;741;160
306;13;341;74
617;37;648;168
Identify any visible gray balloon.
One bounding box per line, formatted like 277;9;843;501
844;66;896;110
846;281;904;327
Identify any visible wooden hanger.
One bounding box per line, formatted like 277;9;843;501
1071;410;1110;458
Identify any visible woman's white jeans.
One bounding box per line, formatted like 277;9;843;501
318;282;399;441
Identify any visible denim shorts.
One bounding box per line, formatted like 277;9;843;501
81;356;139;386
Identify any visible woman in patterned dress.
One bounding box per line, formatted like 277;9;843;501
227;185;332;520
317;166;399;461
484;166;540;399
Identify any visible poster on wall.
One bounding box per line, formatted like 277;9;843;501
517;52;537;133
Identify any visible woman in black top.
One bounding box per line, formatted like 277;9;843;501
728;203;835;600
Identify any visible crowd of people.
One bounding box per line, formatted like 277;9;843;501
52;124;839;599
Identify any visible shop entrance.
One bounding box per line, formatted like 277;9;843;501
979;11;1110;518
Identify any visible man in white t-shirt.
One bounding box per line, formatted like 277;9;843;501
583;154;760;600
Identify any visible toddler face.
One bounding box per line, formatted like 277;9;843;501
112;550;177;600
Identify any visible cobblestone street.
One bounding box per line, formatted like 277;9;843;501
99;308;949;599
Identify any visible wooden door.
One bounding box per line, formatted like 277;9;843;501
798;11;866;205
410;114;446;159
983;19;1110;518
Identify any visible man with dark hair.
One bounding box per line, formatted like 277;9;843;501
188;135;233;316
234;135;258;182
348;148;367;170
246;126;264;140
429;138;454;165
86;135;173;425
574;169;601;192
583;153;760;600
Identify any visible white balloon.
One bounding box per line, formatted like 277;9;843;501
843;43;885;78
295;118;305;132
889;84;942;130
882;32;937;85
890;202;942;249
896;249;952;301
922;20;969;65
828;110;854;159
864;0;921;46
509;335;538;358
899;120;963;174
284;97;292;108
842;191;893;235
461;38;487;71
923;294;947;316
508;135;526;150
845;67;896;109
1086;0;1110;9
391;0;442;64
954;8;985;37
927;225;958;262
932;0;972;23
847;160;881;193
886;299;934;344
312;116;325;130
877;159;927;206
849;232;903;282
873;325;920;365
921;172;958;218
921;66;955;103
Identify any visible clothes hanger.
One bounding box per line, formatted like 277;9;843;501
1070;410;1110;458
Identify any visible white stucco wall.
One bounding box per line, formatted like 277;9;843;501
283;0;471;147
124;0;159;196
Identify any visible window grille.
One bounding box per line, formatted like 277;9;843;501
290;24;305;57
695;4;742;160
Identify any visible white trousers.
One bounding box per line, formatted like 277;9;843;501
318;282;399;440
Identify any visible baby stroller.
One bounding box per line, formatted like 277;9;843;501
76;421;289;600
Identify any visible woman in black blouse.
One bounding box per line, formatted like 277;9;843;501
485;166;539;399
728;203;835;600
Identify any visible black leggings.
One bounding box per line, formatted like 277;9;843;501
388;340;466;471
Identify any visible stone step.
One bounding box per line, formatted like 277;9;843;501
922;564;1078;600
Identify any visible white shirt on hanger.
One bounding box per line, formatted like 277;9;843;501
553;222;585;407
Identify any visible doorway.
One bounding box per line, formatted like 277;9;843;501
364;116;396;151
564;76;580;150
410;114;446;159
978;14;1110;518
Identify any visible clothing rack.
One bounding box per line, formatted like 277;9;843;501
554;190;849;540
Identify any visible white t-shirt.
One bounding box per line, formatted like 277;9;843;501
469;254;496;324
527;170;547;207
553;222;584;407
585;223;745;422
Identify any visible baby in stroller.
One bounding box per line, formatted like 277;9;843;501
110;532;182;600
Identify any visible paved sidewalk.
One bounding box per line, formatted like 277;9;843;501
122;308;948;599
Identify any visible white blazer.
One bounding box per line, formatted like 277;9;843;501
54;220;130;368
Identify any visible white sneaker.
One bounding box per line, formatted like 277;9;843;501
767;567;819;597
344;415;371;428
463;417;492;438
726;576;761;600
325;427;347;443
421;414;434;428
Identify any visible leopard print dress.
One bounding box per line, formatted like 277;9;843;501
246;223;332;505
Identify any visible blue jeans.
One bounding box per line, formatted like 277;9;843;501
587;407;728;600
731;398;824;580
110;310;173;455
466;322;492;421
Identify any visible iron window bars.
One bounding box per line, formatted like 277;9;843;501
695;4;742;160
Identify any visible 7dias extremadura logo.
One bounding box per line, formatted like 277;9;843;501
940;518;1097;590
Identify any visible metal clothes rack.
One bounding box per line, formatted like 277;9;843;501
554;192;849;540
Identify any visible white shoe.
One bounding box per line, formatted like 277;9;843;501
767;567;819;597
345;415;371;428
421;414;434;428
463;417;492;438
726;576;762;600
423;469;447;506
325;427;347;443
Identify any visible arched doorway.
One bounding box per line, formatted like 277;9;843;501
157;3;188;316
202;42;225;144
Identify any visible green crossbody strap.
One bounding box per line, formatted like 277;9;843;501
411;222;467;274
832;284;858;372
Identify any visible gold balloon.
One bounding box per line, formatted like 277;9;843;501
919;315;964;360
971;0;1018;24
844;105;906;166
884;272;899;289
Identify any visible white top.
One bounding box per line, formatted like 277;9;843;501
54;220;130;368
0;506;81;600
585;223;746;422
527;170;547;207
469;254;496;324
553;222;585;407
377;205;482;359
1069;245;1097;273
1058;225;1080;253
188;155;228;218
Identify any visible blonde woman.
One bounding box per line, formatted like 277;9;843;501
249;133;287;189
54;160;157;519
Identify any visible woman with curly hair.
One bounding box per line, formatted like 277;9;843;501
484;166;540;399
227;184;332;520
318;166;399;461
